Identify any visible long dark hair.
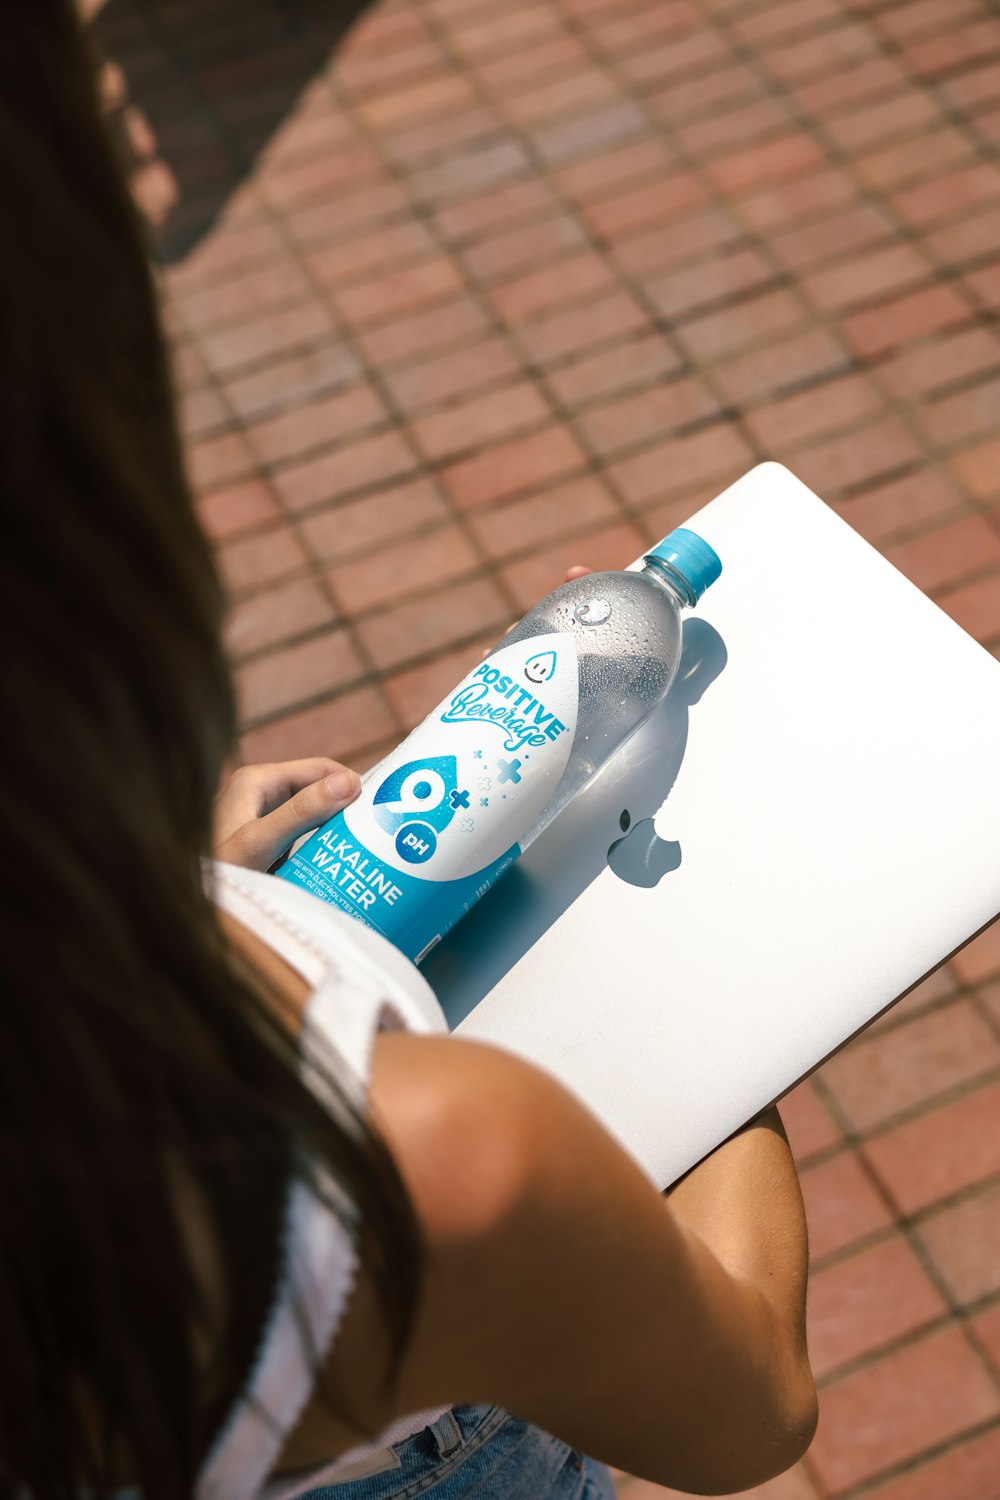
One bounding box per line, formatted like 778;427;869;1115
0;5;422;1494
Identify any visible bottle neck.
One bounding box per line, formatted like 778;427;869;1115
642;555;697;609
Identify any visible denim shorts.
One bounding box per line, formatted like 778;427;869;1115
293;1404;617;1500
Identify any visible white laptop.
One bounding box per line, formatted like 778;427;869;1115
423;463;1000;1190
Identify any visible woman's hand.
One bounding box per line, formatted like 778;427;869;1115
213;758;361;872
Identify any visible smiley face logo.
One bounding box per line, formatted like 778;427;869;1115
524;649;557;685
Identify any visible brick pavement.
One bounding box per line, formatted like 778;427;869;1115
93;0;1000;1493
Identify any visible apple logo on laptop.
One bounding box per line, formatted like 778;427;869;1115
607;811;681;888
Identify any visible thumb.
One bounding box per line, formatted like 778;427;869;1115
219;769;361;873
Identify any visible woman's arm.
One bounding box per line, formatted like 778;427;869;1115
347;1032;816;1495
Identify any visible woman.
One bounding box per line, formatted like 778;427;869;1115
0;4;817;1497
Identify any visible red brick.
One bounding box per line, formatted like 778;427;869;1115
487;250;613;322
461;214;586;284
841;284;971;359
186;430;256;491
860;125;975;194
196;479;281;543
713;327;849;405
306;222;435;288
941;58;1000;112
937;570;1000;643
732;0;840;45
737;167;857;232
972;1304;1000;1377
382;335;521;416
477;34;589;95
889;513;1000;595
860;1425;1000;1500
646;247;776;320
879;327;1000;401
798;1149;893;1260
441;425;588;509
358;73;475;132
337;37;443;97
612;205;743;278
967;260;1000;311
808;1327;1000;1494
836;469;966;544
409;379;550;461
575;375;721;457
447;4;563;62
820;1000;1000;1132
384;105;501;168
951;437;1000;500
285;181;410;249
174;260;312;334
677;96;792;159
904;19;1000;78
793;417;922;497
259;145;383;209
384;634;501;727
356;576;509;670
327;523;480;614
894;163;1000;227
217;525;309;596
239;685;397;766
917;1182;1000;1305
273;431;419;513
626;1463;821;1500
544;332;682;409
803;244;930;314
707;132;825;195
767;20;879;84
648;60;763;128
876;0;983;44
743;373;883;450
408;141;530;208
779;1079;843;1164
587;0;700;57
224;576;336;660
433;178;557;243
951;918;1000;985
167;218;284;292
770;203;894;273
222;344;362;422
792;56;906;115
516;290;649;365
979;978;1000;1030
335;257;463;328
807;1235;947;1378
235;627;364;723
583;172;707;239
609;422;754;507
824;88;943;152
469;475;622;560
620;28;733;88
248;385;388;466
357;296;489;367
198;301;336;378
676;289;805;362
179;386;229;443
554;136;674;204
498;66;620;129
537;99;649;166
299;478;448;565
502;520;648;611
863;1079;1000;1215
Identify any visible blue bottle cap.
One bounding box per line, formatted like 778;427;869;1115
645;528;722;603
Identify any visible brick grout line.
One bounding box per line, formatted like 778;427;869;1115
837;1415;1000;1500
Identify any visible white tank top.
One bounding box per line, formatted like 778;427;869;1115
195;860;450;1500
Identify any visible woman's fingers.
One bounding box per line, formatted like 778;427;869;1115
213;758;361;871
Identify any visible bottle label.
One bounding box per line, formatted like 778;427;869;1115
278;632;579;962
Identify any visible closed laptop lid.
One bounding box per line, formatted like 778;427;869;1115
425;463;1000;1188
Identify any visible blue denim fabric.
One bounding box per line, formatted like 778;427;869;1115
292;1405;617;1500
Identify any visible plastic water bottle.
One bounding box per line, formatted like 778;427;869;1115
277;529;721;962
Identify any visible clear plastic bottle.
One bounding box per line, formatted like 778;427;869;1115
278;529;722;962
